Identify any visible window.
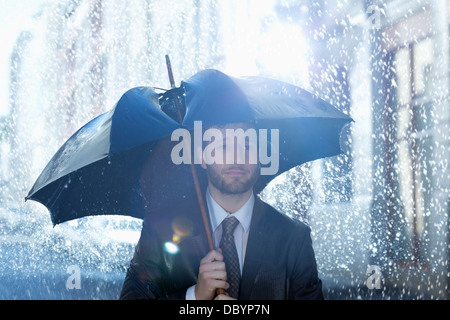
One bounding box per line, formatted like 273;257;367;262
386;36;434;267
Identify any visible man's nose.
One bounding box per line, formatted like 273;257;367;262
224;142;248;165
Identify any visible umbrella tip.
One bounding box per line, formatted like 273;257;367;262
165;54;176;89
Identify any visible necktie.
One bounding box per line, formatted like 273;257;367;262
220;216;241;299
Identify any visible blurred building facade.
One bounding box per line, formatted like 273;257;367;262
367;0;449;299
294;0;449;299
1;0;448;299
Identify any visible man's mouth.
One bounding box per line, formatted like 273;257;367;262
222;167;248;177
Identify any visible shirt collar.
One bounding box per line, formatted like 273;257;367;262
206;187;254;233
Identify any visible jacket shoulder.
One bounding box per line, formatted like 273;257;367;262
257;198;311;234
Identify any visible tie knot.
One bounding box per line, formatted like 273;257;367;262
222;216;240;237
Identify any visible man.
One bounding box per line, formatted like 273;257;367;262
120;122;323;300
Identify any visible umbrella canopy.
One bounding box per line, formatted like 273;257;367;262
26;69;352;225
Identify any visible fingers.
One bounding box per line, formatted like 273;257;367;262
195;273;229;300
200;249;223;264
196;249;229;300
199;249;226;277
199;259;226;274
203;278;229;292
215;294;237;300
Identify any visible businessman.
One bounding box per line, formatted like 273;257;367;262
120;122;323;300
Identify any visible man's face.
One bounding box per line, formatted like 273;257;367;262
201;123;260;195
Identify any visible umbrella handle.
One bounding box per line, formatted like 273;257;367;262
166;55;226;298
165;54;214;249
192;164;226;298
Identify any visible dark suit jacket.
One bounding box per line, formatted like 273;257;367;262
119;196;323;300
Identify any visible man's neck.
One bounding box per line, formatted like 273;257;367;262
208;184;253;214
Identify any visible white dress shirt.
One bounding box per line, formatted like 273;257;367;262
185;187;255;300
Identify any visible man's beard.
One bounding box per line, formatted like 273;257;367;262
206;165;260;195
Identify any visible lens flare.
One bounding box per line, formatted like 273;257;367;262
163;242;179;255
171;216;194;238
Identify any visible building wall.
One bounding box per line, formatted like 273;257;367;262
305;0;449;298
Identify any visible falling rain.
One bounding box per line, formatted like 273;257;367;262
0;0;448;301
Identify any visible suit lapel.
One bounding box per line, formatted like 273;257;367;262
239;197;269;300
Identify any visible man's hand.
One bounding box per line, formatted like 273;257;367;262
215;294;237;300
195;249;229;300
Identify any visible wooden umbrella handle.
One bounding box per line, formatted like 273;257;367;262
165;55;225;298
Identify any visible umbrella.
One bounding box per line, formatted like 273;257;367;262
26;64;353;238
